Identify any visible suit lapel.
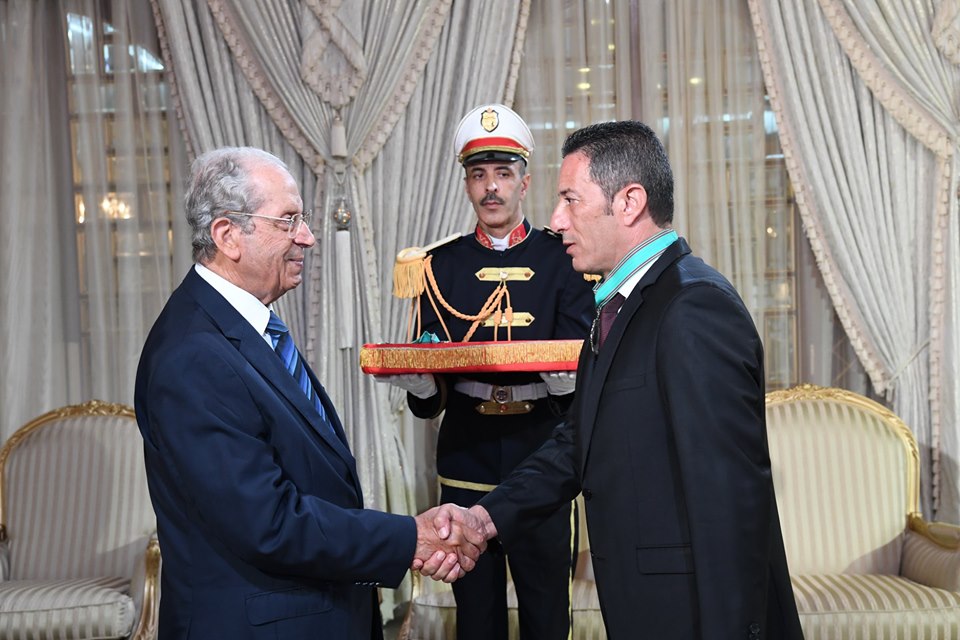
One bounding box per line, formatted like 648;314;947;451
577;238;691;474
182;270;359;477
300;366;364;496
237;338;357;458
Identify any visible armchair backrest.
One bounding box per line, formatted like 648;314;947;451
0;400;155;581
765;385;919;575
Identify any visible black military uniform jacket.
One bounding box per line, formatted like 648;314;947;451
407;219;594;488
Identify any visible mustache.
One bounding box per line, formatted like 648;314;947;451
481;194;505;205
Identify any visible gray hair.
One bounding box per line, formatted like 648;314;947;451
185;147;290;263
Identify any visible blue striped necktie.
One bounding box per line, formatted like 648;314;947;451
266;312;329;428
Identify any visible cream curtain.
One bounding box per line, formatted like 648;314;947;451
0;0;74;439
749;0;959;518
636;0;786;362
0;0;186;442
149;0;321;306
517;0;801;389
515;0;631;227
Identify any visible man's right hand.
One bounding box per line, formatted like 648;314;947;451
412;505;487;582
432;503;497;547
373;373;437;399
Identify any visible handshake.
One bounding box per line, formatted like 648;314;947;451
411;503;498;583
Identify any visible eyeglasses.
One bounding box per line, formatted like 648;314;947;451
224;210;313;238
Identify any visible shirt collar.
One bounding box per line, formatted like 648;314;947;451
194;263;272;341
617;263;652;301
595;229;678;306
475;217;530;250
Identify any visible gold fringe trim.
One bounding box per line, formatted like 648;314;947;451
360;340;582;373
393;248;427;298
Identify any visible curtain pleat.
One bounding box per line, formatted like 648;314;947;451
0;1;186;441
749;0;959;518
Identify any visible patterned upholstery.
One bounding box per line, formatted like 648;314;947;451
767;384;960;639
0;401;160;640
0;577;135;639
790;574;960;636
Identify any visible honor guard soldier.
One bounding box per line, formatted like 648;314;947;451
378;104;594;639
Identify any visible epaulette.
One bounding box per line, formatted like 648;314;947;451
393;233;462;298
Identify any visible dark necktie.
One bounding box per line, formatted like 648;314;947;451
266;312;330;428
598;292;626;350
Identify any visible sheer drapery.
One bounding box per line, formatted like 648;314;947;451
515;0;631;227
517;0;800;389
0;0;75;439
0;0;186;442
636;0;793;378
749;0;958;518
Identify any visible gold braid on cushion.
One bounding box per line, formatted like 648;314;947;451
360;340;582;373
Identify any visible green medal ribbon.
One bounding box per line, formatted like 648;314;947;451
593;230;678;307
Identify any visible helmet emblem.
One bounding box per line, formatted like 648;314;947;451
480;108;499;132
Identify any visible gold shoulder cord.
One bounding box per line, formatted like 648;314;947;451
394;249;515;342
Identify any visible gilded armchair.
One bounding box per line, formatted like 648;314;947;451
0;400;160;639
766;384;960;638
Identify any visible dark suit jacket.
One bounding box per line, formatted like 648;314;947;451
479;239;803;639
135;268;416;640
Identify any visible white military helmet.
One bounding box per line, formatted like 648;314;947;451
453;103;535;166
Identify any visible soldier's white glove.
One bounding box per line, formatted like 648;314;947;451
374;373;438;399
539;371;576;396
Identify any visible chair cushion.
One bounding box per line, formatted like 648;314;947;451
792;573;960;639
0;577;134;640
401;577;602;640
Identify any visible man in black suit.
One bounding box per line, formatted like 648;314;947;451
435;121;804;639
135;146;482;639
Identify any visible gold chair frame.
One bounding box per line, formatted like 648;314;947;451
767;383;958;551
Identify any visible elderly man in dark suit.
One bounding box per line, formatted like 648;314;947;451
135;146;482;639
435;121;804;639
